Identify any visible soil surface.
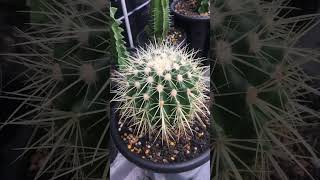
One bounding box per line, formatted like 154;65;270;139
140;27;186;47
117;111;210;164
166;27;185;46
174;0;209;17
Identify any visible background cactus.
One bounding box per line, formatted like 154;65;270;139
211;0;320;179
149;0;170;41
1;0;112;179
112;42;210;143
197;0;210;14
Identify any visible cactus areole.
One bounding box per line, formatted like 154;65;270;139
111;42;210;172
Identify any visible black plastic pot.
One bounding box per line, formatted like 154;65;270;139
136;28;187;48
110;103;210;173
170;0;210;58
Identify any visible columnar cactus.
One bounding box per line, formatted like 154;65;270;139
113;43;209;143
111;7;129;68
211;0;320;179
150;0;170;41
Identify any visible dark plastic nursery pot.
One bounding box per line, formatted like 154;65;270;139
170;0;210;58
136;28;187;48
110;103;210;173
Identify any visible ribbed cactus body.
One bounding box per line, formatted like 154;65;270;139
114;43;209;142
110;7;129;68
1;0;111;179
38;1;111;109
212;0;320;179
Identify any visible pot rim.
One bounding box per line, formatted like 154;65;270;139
170;0;210;22
110;102;210;173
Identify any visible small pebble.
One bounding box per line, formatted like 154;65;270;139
147;145;151;149
173;150;179;154
170;142;175;146
129;127;133;132
157;152;161;156
118;128;121;131
130;138;138;144
194;147;198;151
163;159;168;163
145;149;150;154
142;156;146;159
195;127;200;131
170;157;175;161
137;142;142;145
186;150;190;154
127;145;132;149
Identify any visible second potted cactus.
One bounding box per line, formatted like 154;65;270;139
136;0;187;47
171;0;210;58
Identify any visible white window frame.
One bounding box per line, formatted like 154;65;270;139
117;0;151;48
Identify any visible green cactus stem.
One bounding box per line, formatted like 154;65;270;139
150;0;170;41
110;7;129;68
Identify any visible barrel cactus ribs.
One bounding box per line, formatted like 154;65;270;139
112;42;210;143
